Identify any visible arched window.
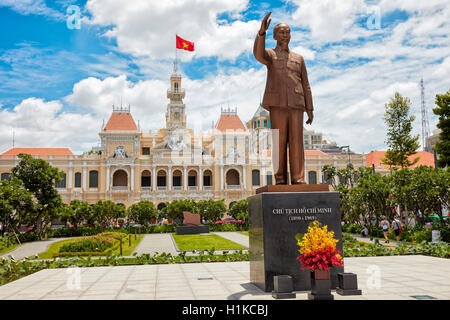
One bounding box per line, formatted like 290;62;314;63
203;170;212;187
188;170;197;187
141;170;151;187
157;202;167;211
74;172;82;188
173;170;182;187
89;170;98;188
113;170;128;187
226;169;240;186
1;172;11;181
174;82;179;92
308;171;317;184
157;170;166;187
252;169;260;186
55;173;66;189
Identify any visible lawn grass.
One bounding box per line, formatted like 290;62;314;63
37;238;84;259
0;243;20;255
112;234;144;256
172;234;247;251
240;231;249;236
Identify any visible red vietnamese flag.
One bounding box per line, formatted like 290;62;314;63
176;35;194;52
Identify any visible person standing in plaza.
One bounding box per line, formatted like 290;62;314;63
392;216;402;241
380;216;390;243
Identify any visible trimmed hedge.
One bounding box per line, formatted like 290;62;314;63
54;232;127;257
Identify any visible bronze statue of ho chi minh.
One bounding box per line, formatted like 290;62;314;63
253;12;314;185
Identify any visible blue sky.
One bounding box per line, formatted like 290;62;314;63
0;0;449;154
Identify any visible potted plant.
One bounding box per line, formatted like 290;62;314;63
296;221;344;300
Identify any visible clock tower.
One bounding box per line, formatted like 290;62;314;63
166;60;186;130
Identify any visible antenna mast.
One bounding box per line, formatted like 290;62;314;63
420;78;431;152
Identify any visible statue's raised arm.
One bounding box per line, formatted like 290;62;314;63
253;12;272;65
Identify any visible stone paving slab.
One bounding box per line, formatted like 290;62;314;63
132;234;178;255
0;255;449;300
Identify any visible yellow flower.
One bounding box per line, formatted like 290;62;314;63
297;221;339;254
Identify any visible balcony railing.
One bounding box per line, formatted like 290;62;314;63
227;185;241;190
173;186;182;190
112;186;128;191
158;186;167;191
141;187;151;191
203;186;212;190
188;186;197;190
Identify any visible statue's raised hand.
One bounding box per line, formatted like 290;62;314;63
259;12;271;36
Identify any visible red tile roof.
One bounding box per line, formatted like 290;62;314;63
215;114;246;132
305;150;327;156
366;151;435;169
104;112;137;131
2;148;73;156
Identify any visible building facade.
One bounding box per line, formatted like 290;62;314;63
0;62;367;209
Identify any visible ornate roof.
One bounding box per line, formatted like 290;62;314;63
104;106;137;131
2;148;73;156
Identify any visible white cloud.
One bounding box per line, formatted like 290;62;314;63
0;0;65;19
84;0;259;60
0;98;99;154
65;66;266;133
290;0;365;43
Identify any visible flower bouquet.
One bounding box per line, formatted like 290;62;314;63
296;220;343;272
297;221;343;300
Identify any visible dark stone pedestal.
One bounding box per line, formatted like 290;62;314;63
176;225;209;235
307;292;334;300
337;273;362;296
272;275;296;299
249;188;343;292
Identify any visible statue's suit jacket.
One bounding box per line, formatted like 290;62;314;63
253;33;313;112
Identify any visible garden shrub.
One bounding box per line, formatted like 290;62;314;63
57;232;126;256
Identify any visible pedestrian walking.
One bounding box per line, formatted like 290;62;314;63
380;216;390;243
392;216;402;241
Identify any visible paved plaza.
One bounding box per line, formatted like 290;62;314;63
0;255;449;300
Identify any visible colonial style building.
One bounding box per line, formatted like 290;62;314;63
0;61;367;209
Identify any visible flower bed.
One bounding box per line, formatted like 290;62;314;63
55;232;127;257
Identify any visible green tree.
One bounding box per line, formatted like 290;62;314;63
60;200;93;228
196;199;227;223
229;199;248;225
408;166;449;228
127;200;158;226
93;200;125;227
356;172;392;230
382;92;421;169
432;89;450;168
11;154;64;239
0;177;35;240
164;199;197;224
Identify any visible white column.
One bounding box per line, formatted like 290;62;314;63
82;162;87;191
242;165;246;189
318;161;323;183
199;167;203;191
68;166;73;189
168;165;172;190
152;166;156;191
130;164;134;191
106;165;110;191
262;166;266;186
183;165;187;191
220;165;224;190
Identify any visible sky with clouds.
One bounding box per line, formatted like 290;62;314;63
0;0;449;154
